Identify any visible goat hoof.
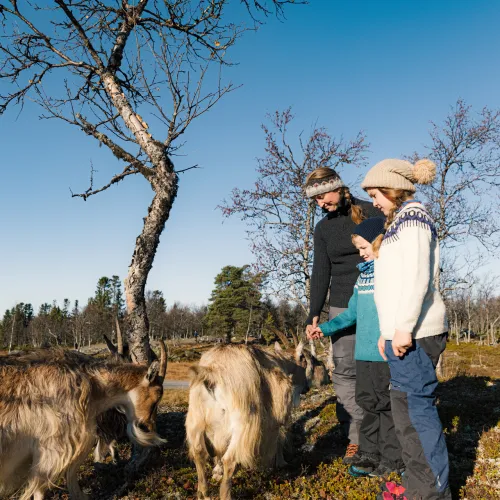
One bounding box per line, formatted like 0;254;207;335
211;463;223;481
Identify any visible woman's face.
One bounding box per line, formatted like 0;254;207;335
314;189;341;212
366;188;394;216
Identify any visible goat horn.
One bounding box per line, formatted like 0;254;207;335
289;328;299;348
269;327;290;348
158;339;168;383
115;316;124;356
103;334;118;354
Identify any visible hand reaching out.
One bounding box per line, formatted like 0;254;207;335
306;326;324;340
306;316;319;338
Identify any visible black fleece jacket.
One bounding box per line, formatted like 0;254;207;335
306;198;381;325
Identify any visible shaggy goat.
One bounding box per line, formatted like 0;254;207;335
0;343;167;500
186;342;318;500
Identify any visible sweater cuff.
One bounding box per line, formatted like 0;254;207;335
306;312;321;326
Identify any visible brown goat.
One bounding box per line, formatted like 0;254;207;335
0;343;167;500
186;342;320;500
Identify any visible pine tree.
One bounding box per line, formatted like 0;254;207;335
204;265;262;342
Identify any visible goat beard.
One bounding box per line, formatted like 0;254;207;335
127;422;166;447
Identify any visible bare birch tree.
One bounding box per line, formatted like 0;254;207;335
0;0;299;363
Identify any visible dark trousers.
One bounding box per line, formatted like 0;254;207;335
385;333;452;500
355;360;403;469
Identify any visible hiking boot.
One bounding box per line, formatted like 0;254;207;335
369;463;405;478
377;481;408;500
342;443;359;465
348;463;375;477
348;452;380;476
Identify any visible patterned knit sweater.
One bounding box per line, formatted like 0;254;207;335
318;260;384;362
374;201;448;340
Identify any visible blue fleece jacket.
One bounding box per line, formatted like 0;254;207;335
319;260;384;362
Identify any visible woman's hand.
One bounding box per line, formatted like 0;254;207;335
378;335;387;360
306;316;320;337
306;327;324;340
392;330;412;357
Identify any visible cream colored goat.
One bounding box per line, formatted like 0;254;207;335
186;342;317;500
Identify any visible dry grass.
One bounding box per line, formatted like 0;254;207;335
161;389;189;406
165;361;194;381
441;342;500;379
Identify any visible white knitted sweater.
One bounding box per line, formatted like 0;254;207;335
374;202;448;340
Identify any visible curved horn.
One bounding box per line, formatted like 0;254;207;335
158;339;168;384
103;334;118;355
270;327;290;348
115;316;124;356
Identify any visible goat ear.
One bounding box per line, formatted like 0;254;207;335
145;360;160;384
295;341;305;363
274;341;282;352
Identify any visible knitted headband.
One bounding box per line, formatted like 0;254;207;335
361;158;436;193
305;175;344;199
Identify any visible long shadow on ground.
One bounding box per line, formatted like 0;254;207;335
436;375;500;498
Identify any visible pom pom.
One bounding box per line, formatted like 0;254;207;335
413;159;436;184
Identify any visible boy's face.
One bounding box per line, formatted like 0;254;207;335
353;236;376;261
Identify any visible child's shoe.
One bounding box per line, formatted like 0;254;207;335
377;481;408;500
347;452;379;477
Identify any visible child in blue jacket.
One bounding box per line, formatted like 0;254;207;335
308;217;403;478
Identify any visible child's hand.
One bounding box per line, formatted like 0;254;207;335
392;330;412;357
306;327;324;340
378;335;387;360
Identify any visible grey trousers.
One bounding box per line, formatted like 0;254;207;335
329;306;364;444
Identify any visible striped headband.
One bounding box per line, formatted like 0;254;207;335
305;176;344;199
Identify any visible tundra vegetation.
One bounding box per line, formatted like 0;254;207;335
0;340;495;499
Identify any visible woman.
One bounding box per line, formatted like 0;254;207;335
305;167;381;464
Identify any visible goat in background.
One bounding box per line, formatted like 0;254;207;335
0;341;167;500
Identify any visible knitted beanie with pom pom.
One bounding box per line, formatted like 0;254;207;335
361;158;436;193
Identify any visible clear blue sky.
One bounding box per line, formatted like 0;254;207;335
2;0;500;314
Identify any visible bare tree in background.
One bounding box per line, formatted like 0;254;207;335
220;108;368;310
411;98;500;290
0;0;299;363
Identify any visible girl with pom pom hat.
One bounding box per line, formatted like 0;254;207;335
361;159;451;500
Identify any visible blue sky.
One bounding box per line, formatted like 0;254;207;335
2;0;500;314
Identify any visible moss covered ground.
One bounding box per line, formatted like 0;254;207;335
43;342;500;499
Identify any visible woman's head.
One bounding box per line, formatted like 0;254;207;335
351;217;385;260
305;167;343;209
361;158;436;194
305;167;365;223
361;157;436;220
